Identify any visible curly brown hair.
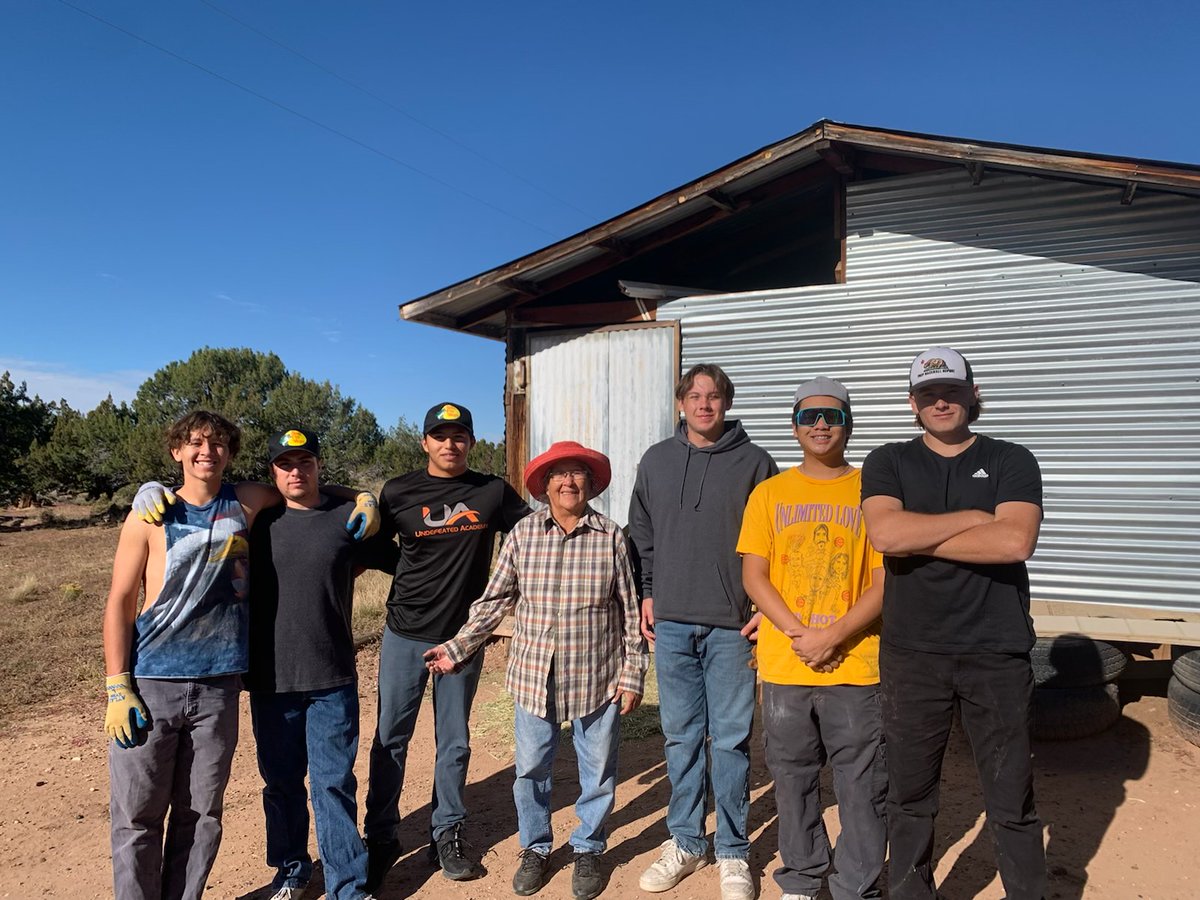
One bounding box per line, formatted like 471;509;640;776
164;410;241;458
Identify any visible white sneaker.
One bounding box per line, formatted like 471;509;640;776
638;838;708;892
269;888;306;900
718;858;755;900
781;894;817;900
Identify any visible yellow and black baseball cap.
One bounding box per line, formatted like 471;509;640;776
422;403;474;438
267;428;320;463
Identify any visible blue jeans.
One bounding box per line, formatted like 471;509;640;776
365;628;484;844
249;684;367;900
653;621;756;860
513;684;621;856
109;675;240;900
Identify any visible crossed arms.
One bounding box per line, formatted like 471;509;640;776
860;496;1041;565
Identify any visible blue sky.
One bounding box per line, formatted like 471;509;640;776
3;0;1197;441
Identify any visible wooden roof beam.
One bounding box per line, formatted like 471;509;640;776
853;150;954;175
456;205;735;330
704;189;739;212
504;278;545;299
597;237;633;259
816;140;856;177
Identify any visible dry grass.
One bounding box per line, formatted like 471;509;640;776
5;573;39;604
472;656;663;750
352;568;392;637
0;516;117;725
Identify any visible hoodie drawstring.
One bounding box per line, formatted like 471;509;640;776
693;453;712;509
678;444;715;510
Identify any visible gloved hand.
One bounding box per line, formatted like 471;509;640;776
346;491;380;540
105;673;149;749
132;481;176;525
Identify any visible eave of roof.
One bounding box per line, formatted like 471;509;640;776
400;119;1200;339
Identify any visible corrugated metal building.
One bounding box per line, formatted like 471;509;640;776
398;121;1200;620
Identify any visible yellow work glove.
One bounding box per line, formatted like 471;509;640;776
132;481;176;525
105;673;149;749
346;491;380;540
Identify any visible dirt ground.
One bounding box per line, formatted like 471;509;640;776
0;640;1196;900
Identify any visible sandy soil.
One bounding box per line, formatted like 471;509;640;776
3;641;1197;900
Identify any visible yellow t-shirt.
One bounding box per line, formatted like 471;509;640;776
736;466;883;686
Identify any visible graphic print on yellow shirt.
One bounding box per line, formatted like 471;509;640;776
736;467;882;686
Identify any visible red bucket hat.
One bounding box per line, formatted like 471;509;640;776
524;441;612;502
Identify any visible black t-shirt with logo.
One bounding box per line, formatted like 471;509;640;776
379;468;531;642
246;495;399;693
860;434;1043;654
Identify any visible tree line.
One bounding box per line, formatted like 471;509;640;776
0;347;505;507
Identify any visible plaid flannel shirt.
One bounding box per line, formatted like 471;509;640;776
443;505;647;721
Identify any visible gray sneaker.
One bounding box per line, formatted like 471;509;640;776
269;887;307;900
638;838;708;892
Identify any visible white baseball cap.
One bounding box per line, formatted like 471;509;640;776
909;347;974;391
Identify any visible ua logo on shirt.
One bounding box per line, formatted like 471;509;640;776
422;502;482;527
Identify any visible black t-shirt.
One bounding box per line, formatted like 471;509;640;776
246;495;398;693
379;468;531;642
860;434;1043;654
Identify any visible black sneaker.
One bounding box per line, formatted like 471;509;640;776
434;823;485;881
364;837;401;893
512;849;550;896
572;851;605;900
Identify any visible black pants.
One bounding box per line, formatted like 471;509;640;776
879;644;1045;900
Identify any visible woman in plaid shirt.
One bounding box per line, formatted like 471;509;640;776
425;440;648;900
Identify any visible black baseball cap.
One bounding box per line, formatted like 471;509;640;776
267;428;320;464
422;403;474;438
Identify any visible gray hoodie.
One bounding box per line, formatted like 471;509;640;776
627;419;778;630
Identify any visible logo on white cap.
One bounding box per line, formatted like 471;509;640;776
909;347;972;389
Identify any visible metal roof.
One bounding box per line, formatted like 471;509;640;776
399;119;1200;338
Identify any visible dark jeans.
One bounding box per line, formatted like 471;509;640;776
762;682;886;900
880;644;1046;900
365;628;484;844
250;684;367;900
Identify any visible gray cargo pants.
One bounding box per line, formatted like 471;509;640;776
108;675;240;900
762;681;888;900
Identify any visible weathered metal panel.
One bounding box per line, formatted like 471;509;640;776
847;170;1200;284
659;171;1200;613
527;325;677;523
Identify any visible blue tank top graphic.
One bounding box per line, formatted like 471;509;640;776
132;485;250;678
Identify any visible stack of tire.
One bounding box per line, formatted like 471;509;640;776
1168;650;1200;748
1030;635;1127;740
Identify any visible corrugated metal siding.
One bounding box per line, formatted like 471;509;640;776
660;170;1200;613
528;325;676;524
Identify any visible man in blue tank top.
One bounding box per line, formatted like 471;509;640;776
104;410;276;899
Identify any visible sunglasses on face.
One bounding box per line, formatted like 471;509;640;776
793;407;848;427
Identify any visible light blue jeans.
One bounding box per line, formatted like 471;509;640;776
365;628;484;844
249;684;367;900
513;687;621;856
653;620;756;860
